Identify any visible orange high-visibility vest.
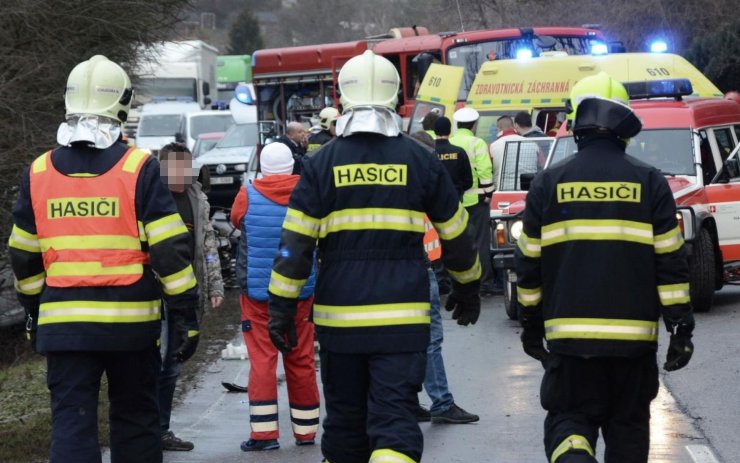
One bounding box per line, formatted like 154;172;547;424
29;148;151;287
423;218;442;261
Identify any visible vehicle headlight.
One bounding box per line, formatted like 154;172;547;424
216;164;227;174
234;164;246;172
509;220;524;241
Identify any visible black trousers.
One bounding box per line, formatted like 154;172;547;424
46;347;162;463
541;352;659;463
465;202;495;292
319;350;426;463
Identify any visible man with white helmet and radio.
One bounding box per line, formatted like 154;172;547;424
267;50;481;463
450;107;497;296
8;55;199;463
306;106;339;153
516;72;694;462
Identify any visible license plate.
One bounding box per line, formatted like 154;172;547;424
211;176;234;185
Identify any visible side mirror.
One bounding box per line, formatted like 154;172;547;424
520;172;535;191
175;132;185;143
204;97;212;106
203;81;210;96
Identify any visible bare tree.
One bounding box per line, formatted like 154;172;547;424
0;0;190;322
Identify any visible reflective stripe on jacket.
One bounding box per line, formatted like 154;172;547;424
29;148;149;288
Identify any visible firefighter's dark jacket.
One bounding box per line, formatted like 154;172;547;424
269;132;481;354
9;141;198;353
306;130;333;152
515;136;692;358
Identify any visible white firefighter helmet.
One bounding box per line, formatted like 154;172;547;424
338;50;399;111
318;106;340;130
64;55;133;123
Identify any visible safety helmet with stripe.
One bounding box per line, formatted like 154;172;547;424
64;55;133;123
338;50;399;111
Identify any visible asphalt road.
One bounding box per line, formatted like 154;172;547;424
661;284;740;462
109;292;737;463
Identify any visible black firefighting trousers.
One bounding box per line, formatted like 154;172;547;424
319;350;426;463
542;352;659;463
47;347;162;463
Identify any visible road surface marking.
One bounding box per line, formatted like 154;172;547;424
687;445;721;463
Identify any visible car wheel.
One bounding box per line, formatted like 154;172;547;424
689;227;715;313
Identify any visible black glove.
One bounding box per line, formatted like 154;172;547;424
445;281;481;326
268;310;297;354
664;319;694;371
170;308;200;363
521;326;549;365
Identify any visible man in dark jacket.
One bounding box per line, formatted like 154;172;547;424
433;116;473;200
275;122;307;174
516;72;695;463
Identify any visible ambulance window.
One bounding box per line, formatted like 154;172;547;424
407;101;444;135
714;128;736;162
735;125;740;143
699;130;717;185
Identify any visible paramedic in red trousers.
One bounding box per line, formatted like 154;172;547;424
267;50;482;463
515;72;695;463
8;55;199;463
230;142;320;452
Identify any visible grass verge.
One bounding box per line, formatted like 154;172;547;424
0;289;240;462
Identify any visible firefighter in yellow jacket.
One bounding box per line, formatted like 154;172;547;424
267;50;481;463
516;72;694;462
8;55;199;463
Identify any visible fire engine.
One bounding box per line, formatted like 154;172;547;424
251;26;613;132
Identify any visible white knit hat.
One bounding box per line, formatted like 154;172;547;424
260;142;294;176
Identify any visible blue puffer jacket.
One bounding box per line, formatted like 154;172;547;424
242;184;315;301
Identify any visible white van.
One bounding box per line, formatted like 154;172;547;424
178;110;235;152
134;100;200;154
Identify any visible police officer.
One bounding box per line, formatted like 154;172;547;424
433;116;473;200
306;106;339;153
450;107;497;295
515;72;695;463
267;50;481;463
8;55;199;463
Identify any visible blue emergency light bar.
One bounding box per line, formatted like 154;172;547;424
235;83;254;105
590;43;608;55
624;79;693;100
650;40;668;53
516;48;533;59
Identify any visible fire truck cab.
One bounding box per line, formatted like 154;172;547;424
252;26;610;134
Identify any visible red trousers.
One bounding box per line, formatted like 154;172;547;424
240;294;320;441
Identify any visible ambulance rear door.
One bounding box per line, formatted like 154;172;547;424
407;63;464;134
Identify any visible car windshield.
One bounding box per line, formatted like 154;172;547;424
216;123;259;149
137;114;181;137
136;78;197;104
447;36;599;101
194;138;221;158
190;114;234;139
549;129;696;175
